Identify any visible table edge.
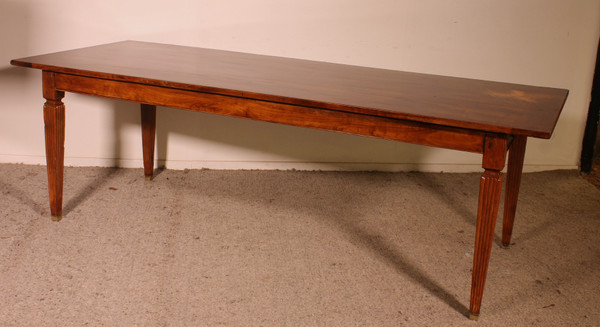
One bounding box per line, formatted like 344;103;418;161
10;57;568;139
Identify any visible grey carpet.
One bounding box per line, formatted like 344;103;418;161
0;163;599;326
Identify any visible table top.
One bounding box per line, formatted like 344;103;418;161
11;41;568;138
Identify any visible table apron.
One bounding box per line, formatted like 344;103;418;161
54;72;486;154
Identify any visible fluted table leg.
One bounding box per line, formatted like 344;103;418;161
469;134;507;320
42;71;66;221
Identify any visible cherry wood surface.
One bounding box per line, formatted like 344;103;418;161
53;72;487;154
140;104;156;180
10;41;569;320
502;135;528;247
12;41;567;138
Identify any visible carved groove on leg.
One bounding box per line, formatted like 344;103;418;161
469;169;503;318
43;98;66;220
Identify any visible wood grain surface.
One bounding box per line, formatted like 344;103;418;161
11;41;568;138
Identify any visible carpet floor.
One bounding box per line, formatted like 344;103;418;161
0;163;599;326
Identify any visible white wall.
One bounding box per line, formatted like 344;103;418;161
1;0;599;172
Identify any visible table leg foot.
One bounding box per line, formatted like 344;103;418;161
501;243;510;249
469;312;479;321
145;175;152;181
51;215;62;222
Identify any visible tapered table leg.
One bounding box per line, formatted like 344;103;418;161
42;71;66;221
502;135;527;248
469;134;507;320
141;104;156;180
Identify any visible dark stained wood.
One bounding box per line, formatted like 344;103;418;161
10;42;569;320
469;134;508;320
502;135;528;247
42;71;65;221
470;170;503;320
11;41;568;138
54;72;486;153
140;104;156;179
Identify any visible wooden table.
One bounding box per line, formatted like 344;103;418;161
10;41;568;320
